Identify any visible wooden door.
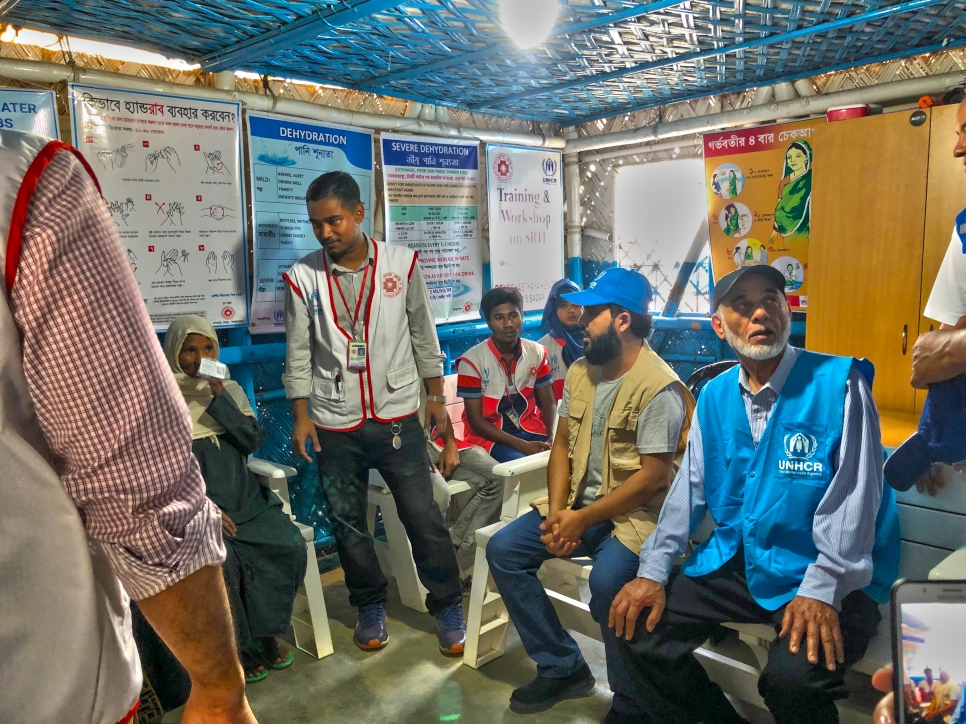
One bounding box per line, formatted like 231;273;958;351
807;110;931;413
916;104;966;410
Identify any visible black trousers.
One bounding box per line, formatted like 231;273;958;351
316;414;462;614
615;549;882;724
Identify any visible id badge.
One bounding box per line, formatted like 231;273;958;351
347;341;368;371
505;408;522;429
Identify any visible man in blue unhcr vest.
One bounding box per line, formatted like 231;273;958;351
605;264;900;724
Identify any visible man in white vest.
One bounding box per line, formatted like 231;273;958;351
283;171;466;654
0;129;254;724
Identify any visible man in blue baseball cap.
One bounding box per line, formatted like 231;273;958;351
487;267;694;721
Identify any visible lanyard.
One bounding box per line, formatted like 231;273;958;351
332;264;370;341
500;355;525;422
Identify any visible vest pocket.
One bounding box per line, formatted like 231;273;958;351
312;371;345;413
607;405;641;469
776;421;831;488
566;397;588;456
387;362;418;390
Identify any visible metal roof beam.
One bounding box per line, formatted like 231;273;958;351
199;0;402;72
361;1;688;89
471;0;945;111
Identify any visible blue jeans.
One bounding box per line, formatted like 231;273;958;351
486;509;645;715
489;429;547;464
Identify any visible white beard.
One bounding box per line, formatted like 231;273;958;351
723;320;791;360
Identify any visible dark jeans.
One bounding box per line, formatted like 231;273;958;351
489;429;548;464
487;509;646;715
316;415;462;614
615;548;882;724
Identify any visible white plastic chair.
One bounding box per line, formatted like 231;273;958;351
366;471;471;613
248;458;334;659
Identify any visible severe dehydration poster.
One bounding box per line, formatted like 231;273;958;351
704;119;822;311
69;84;247;328
381;133;483;323
246;112;373;334
487;144;564;311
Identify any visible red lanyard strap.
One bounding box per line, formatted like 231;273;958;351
333;264;370;339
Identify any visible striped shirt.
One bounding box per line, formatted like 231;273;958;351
10;150;225;600
638;346;884;609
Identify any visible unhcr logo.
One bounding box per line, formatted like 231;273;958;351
779;431;823;475
784;432;817;459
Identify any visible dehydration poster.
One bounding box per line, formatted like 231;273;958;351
704;118;822;311
246;111;373;334
486;144;564;312
0;88;58;138
381;132;483;323
69;84;247;328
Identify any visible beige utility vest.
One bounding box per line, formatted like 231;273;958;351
0;130;140;722
538;343;695;552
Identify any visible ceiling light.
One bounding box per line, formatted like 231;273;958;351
499;0;559;48
0;24;16;43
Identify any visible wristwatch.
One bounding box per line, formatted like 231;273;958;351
426;395;447;403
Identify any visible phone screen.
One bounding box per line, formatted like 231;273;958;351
896;599;966;724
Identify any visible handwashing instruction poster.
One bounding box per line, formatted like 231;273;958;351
486;144;564;312
246;111;373;334
0;88;58;138
69;84;247;328
704;118;822;311
381;132;483;323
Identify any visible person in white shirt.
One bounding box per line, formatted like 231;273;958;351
898;97;966;498
912;98;966;387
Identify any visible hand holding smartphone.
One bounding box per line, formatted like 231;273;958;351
890;580;966;724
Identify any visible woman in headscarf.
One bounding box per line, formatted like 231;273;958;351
164;315;306;684
728;168;739;198
723;204;741;238
539;279;584;401
769;140;812;244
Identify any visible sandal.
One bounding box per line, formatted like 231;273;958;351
259;637;295;671
242;651;269;684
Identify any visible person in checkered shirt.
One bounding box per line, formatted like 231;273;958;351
0;130;254;724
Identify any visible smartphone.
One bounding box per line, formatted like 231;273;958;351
891;579;966;724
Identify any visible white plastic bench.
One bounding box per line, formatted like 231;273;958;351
248;458;334;659
464;451;554;668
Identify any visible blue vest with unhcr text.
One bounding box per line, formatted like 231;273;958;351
687;350;900;610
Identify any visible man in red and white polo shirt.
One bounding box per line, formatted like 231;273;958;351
456;287;558;464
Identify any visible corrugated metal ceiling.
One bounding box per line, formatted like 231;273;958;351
5;0;965;123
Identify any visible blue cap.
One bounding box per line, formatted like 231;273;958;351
561;267;653;316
